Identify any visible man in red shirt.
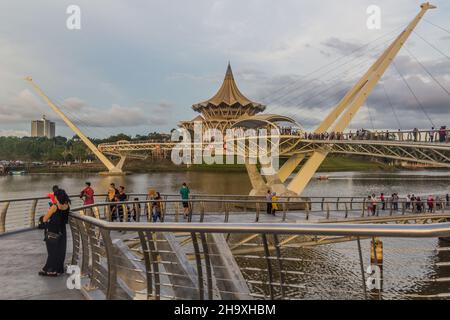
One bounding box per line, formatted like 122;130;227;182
80;182;95;205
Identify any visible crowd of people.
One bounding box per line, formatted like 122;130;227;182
37;182;449;278
365;193;449;215
38;181;194;277
278;126;449;143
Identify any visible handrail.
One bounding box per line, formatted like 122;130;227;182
1;192;448;234
70;211;450;238
2;192;448;203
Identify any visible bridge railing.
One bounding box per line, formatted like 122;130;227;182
296;129;449;143
68;211;450;300
72;195;450;226
1;194;449;234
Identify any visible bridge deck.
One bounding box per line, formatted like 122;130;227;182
0;229;83;300
1;209;449;300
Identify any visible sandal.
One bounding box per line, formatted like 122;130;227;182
38;270;58;277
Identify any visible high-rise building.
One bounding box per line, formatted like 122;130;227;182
31;115;55;138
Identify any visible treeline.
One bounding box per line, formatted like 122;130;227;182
0;132;171;162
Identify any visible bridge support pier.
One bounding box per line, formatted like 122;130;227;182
99;155;128;176
246;154;308;197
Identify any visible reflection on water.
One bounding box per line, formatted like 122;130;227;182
1;170;448;200
1;170;449;299
0;171;253;199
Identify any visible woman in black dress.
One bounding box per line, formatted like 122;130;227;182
39;189;71;277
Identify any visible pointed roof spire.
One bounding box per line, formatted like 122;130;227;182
193;63;265;112
225;61;233;78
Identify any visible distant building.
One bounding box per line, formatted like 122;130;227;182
31;115;55;138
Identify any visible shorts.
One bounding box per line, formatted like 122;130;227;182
182;201;189;208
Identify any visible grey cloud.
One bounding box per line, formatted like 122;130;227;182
321;37;365;57
0;90;172;129
245;54;450;130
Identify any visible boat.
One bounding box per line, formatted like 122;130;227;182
9;170;26;176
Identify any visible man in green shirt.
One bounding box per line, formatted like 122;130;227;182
180;183;190;218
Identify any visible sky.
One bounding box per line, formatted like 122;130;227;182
0;0;449;138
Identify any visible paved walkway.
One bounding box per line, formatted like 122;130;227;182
0;229;84;300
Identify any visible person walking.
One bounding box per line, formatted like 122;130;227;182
413;128;419;142
39;189;71;277
435;195;442;211
416;197;423;213
266;190;272;215
180;183;191;219
131;198;141;221
439;126;447;143
380;193;385;210
117;186;128;221
80;182;94;205
108;183;119;221
392;193;399;211
372;194;377;215
427;195;434;213
271;192;278;216
152;192;163;222
367;195;374;216
406;194;411;210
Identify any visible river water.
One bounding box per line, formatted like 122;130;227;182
1;170;449;199
1;170;449;300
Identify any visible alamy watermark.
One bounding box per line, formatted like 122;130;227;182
366;264;382;290
66;265;81;290
171;122;280;175
367;5;381;30
66;5;81;30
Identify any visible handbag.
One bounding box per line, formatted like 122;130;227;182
38;216;47;230
45;231;62;243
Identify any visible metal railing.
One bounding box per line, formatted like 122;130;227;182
69;211;450;300
297;129;450;143
1;193;449;234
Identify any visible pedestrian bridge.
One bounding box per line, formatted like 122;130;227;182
1;193;450;300
97;129;450;169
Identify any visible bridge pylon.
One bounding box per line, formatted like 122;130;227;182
274;2;436;196
25;77;126;176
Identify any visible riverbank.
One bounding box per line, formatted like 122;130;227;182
25;156;393;174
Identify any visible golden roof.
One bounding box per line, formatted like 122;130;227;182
192;63;265;112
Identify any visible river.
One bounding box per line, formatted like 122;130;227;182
1;170;449;199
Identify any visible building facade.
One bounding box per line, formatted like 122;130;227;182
179;64;266;135
31;116;55;138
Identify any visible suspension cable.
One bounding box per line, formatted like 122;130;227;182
366;101;375;131
413;31;450;60
404;46;450;96
423;18;450;35
264;34;399;106
392;61;435;128
382;83;402;130
259;25;405;102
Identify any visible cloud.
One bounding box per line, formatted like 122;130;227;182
0;89;48;123
246;53;450;130
0;129;29;137
0;90;173;131
0;0;449;137
321;37;365;57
